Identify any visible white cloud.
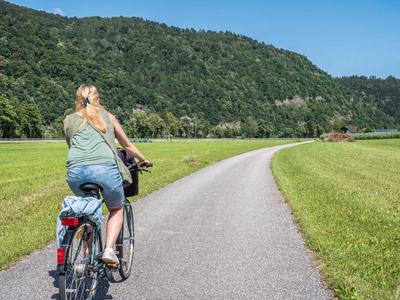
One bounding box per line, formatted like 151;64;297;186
53;8;65;16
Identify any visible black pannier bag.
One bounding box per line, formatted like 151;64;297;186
117;149;139;197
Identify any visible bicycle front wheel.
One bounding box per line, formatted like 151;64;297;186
117;200;134;279
59;221;100;300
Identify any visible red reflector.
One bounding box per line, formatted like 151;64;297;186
61;218;78;226
57;248;66;264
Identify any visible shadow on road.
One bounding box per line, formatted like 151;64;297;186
49;269;113;299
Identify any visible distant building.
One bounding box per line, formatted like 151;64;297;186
375;129;398;132
341;126;358;133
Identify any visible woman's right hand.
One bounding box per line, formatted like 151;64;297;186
137;159;150;170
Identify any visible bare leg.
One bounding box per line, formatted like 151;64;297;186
105;204;124;249
83;225;93;258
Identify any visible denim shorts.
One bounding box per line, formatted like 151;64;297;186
66;164;125;209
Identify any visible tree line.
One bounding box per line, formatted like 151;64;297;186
120;112;324;139
50;109;331;139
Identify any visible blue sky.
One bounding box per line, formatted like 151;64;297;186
7;0;400;79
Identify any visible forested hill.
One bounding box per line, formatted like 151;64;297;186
336;76;400;126
0;0;396;138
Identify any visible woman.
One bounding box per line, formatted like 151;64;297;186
64;84;149;264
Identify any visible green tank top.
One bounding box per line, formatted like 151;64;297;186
64;110;132;184
66;123;115;168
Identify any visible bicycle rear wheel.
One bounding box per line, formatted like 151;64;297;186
117;200;134;279
59;221;100;300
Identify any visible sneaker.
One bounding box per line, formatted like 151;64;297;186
102;250;119;264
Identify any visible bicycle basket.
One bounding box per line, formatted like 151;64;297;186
118;148;139;197
123;168;139;197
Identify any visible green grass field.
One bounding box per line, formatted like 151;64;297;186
271;139;400;300
0;139;296;271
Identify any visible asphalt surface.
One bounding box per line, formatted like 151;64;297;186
0;142;332;299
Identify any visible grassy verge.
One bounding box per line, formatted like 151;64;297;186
271;139;400;300
0;139;297;271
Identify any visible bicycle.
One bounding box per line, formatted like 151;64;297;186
57;163;152;300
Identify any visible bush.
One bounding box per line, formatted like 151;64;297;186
351;131;400;140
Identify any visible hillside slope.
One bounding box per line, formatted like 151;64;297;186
0;0;395;137
337;76;400;126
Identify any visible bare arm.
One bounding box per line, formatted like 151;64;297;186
108;112;149;167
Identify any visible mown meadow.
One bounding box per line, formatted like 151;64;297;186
271;139;400;300
0;139;296;271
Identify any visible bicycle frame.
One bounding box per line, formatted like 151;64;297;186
124;200;133;237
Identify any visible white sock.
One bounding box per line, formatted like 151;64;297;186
105;248;114;254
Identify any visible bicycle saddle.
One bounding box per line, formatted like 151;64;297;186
79;183;103;194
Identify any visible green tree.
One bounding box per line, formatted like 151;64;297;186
265;124;274;138
328;121;344;132
306;121;316;138
256;122;267;138
124;111;151;138
23;102;44;138
212;126;224;138
315;124;325;137
281;128;294;138
148;112;164;138
165;112;178;139
180;115;193;138
242;116;257;138
295;126;307;138
0;95;17;138
224;126;238;138
192;115;203;138
123;117;137;138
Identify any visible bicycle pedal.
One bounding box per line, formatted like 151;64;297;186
106;263;119;268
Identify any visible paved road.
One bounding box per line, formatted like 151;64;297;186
0;142;332;299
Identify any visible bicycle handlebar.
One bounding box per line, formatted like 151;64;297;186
140;163;153;168
128;162;153;173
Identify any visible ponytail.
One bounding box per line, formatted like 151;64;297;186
75;84;108;133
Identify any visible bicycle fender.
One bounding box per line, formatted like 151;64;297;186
57;227;76;272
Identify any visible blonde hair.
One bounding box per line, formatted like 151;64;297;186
75;84;108;133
